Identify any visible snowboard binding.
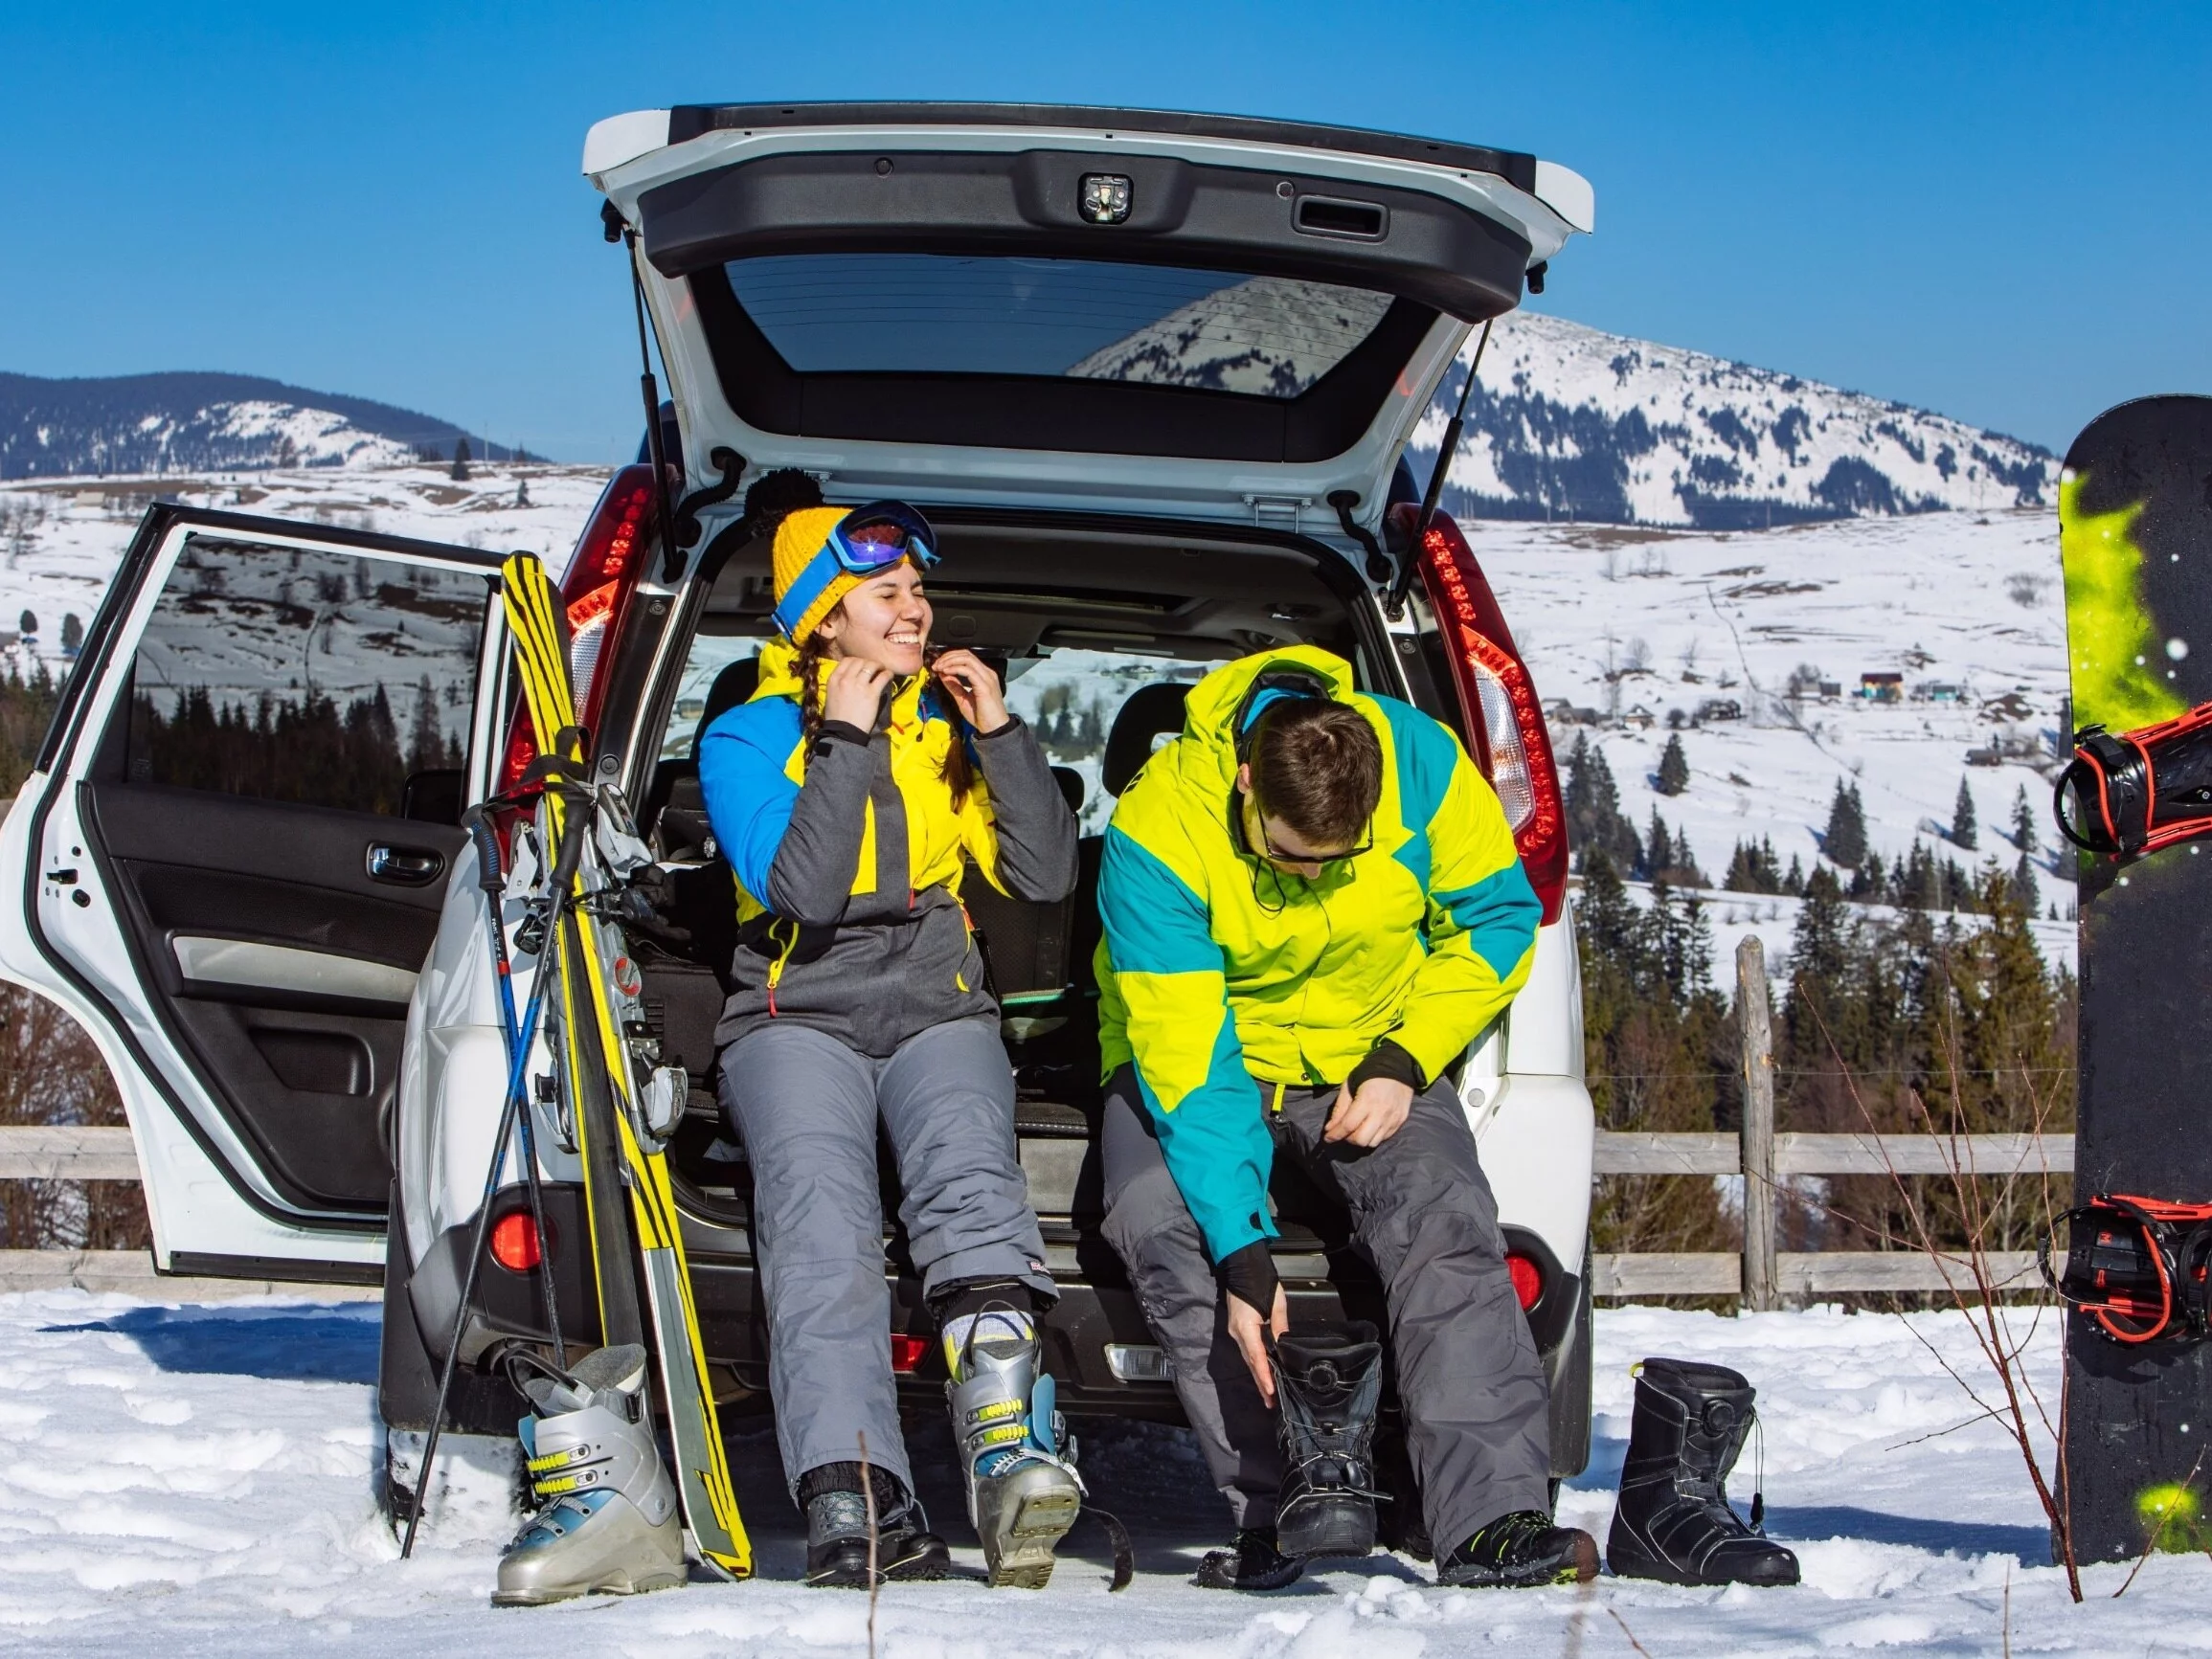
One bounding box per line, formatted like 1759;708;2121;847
2056;702;2212;860
2041;1194;2212;1344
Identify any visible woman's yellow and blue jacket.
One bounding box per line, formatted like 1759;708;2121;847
696;639;1077;1058
1095;646;1541;1263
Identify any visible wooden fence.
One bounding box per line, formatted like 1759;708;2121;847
1590;934;2070;1306
0;932;2069;1306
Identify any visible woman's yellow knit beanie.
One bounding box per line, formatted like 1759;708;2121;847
771;505;858;642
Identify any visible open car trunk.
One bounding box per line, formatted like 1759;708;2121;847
597;509;1585;1423
588;101;1590;539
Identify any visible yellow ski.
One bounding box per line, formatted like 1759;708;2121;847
500;550;752;1579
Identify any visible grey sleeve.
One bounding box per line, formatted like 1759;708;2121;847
973;717;1080;903
764;729;873;925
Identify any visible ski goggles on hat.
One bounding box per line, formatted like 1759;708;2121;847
772;502;939;639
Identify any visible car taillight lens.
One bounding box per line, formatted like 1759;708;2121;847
1403;506;1569;925
489;1210;547;1272
890;1333;931;1375
497;463;662;798
1506;1251;1544;1312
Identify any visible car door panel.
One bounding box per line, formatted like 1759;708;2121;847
0;506;500;1268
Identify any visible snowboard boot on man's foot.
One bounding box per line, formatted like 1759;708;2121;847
1606;1357;1799;1586
799;1461;952;1588
493;1345;687;1606
945;1304;1083;1588
1271;1323;1384;1561
1194;1526;1304;1591
1436;1511;1600;1588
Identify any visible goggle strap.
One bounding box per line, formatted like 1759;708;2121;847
771;548;847;639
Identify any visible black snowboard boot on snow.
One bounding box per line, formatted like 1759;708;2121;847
1270;1323;1384;1561
799;1461;952;1588
1436;1511;1600;1587
1194;1526;1305;1591
1606;1357;1799;1587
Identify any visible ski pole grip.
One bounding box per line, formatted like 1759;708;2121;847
549;803;591;893
462;806;506;894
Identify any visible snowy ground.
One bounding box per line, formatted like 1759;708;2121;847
2;1288;2198;1656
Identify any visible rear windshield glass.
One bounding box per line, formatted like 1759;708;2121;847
727;255;1394;399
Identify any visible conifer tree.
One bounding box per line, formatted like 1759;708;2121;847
1783;853;1806;896
1565;733;1641;872
1656;732;1690;796
1644;810;1673;881
2011;784;2037;854
1951;775;1978;850
451;437;472;482
1823;777;1869;868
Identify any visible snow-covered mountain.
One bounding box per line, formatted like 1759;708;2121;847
0;372;511;481
1067;278;2056;527
1408;312;2058;527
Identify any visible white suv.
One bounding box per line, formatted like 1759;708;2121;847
0;102;1598;1488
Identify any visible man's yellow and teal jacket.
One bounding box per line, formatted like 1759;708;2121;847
1095;646;1541;1264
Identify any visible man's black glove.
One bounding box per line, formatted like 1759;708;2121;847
1216;1239;1280;1313
1345;1037;1425;1095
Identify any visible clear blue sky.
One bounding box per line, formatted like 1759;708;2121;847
2;2;2204;461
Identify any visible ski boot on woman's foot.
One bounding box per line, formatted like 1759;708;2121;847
1435;1510;1600;1588
799;1461;952;1588
493;1346;687;1606
945;1305;1083;1588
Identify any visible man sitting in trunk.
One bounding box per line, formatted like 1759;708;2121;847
1094;645;1595;1590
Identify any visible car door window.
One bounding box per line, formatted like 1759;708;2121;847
122;535;482;816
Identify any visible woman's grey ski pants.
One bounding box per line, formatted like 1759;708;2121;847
1100;1065;1553;1555
718;1017;1055;1498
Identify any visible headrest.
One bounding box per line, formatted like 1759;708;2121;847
689;656;761;757
1102;683;1192;798
1050;766;1085;816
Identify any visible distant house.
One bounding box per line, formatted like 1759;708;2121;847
1622;705;1657;730
1858;672;1904;704
1817;680;1842;702
1695;698;1744;723
1912;681;1965;704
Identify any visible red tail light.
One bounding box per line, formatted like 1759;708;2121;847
890;1333;931;1375
497;463;663;798
489;1210;547;1272
1506;1251;1544;1312
1401;506;1569;925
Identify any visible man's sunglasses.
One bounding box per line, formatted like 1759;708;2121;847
1242;792;1373;868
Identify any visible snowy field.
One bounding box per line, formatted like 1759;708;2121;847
2;1288;2192;1657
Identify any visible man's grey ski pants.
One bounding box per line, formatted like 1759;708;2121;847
1100;1065;1552;1554
719;1017;1055;1497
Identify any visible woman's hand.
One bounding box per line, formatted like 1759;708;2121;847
824;657;891;731
1227;1283;1291;1406
931;649;1009;733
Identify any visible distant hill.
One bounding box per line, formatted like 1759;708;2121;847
0;371;514;480
1406;311;2056;527
1078;280;2056;527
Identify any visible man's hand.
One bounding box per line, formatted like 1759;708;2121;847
1323;1076;1415;1148
1227;1282;1290;1407
930;647;1009;733
824;657;891;730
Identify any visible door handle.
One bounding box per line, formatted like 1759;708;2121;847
366;843;446;886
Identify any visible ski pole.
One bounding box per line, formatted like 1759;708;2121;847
463;809;564;1369
399;927;553;1559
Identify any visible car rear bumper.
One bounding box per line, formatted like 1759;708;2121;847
398;1181;1591;1473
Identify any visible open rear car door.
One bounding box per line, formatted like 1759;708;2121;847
0;506;504;1281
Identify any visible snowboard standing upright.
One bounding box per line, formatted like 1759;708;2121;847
2060;394;2212;1563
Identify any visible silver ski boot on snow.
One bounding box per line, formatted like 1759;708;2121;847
494;1345;687;1606
945;1307;1083;1588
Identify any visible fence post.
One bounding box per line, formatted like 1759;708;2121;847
1737;934;1778;1312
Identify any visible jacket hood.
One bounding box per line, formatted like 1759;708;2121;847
1177;645;1362;790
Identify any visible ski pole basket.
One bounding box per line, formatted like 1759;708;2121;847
2040;1194;2212;1344
2055;701;2212;860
